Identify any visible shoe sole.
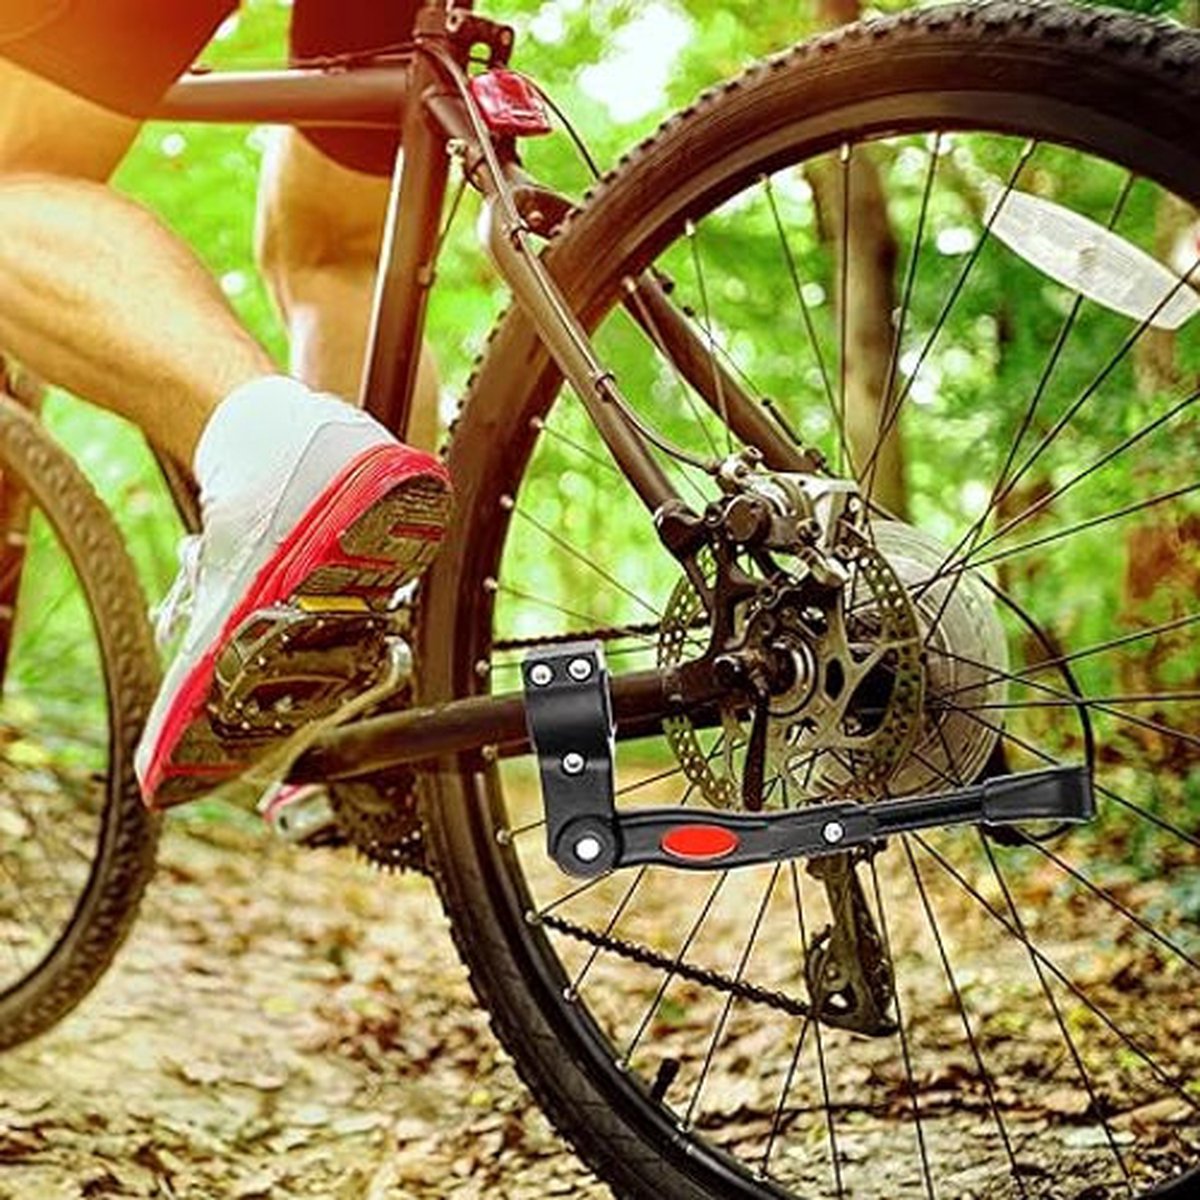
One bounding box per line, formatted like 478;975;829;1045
140;444;450;808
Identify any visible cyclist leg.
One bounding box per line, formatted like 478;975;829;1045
0;4;451;806
0;57;272;466
254;127;440;452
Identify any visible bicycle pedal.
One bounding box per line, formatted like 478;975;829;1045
211;601;399;739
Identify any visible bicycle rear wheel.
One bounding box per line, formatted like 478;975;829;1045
419;4;1200;1197
0;392;160;1049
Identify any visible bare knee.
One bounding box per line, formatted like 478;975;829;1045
0;59;138;180
255;127;388;306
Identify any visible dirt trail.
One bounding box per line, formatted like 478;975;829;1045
0;817;609;1199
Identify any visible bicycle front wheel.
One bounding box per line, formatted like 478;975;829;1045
420;4;1200;1197
0;393;160;1049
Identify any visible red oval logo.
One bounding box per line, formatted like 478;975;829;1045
661;824;740;861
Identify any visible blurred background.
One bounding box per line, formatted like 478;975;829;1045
54;0;1197;604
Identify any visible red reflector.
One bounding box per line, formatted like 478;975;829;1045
469;69;552;137
661;824;739;862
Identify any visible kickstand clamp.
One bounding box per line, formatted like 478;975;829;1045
522;641;619;877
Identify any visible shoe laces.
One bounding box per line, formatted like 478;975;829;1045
153;534;202;651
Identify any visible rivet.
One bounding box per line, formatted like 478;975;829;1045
567;656;593;681
822;820;846;845
562;751;585;775
529;662;553;686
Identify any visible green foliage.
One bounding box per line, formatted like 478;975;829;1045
21;0;1200;853
1083;0;1186;15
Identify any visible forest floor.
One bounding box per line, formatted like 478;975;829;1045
0;817;609;1200
1;805;1195;1200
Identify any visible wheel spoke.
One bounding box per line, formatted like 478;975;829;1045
857;140;1037;485
934;681;1200;851
762;174;842;463
864;134;941;507
506;498;663;620
980;836;1134;1192
684;864;780;1126
621;872;728;1066
963;383;1200;566
915;170;1137;595
916;832;1199;1115
533;415;623;477
622;275;724;460
902;837;1029;1200
837;142;852;475
686;221;734;457
485;577;659;640
865;853;937;1200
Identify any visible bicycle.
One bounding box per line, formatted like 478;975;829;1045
1;1;1199;1196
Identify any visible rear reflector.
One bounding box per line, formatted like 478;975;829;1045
469;69;552;137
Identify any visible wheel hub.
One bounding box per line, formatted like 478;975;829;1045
870;520;1008;795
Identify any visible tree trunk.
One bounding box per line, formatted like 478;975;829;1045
808;0;908;517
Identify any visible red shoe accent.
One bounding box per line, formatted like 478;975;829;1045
140;444;449;806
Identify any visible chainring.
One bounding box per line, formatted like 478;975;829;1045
328;772;425;872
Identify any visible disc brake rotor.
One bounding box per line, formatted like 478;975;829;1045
658;520;1008;806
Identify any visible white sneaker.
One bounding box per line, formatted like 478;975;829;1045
135;425;450;808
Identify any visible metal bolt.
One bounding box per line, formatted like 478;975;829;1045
567;656;593;681
529;662;553;686
562;751;586;775
574;835;602;862
822;820;846;845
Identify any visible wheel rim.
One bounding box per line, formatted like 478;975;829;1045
443;113;1200;1199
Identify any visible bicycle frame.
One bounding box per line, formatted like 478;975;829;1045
157;0;739;781
156;1;1091;871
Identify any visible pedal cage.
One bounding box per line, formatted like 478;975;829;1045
212;601;394;739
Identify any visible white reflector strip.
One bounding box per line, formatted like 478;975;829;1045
983;180;1200;331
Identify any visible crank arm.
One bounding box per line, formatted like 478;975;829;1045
610;766;1094;874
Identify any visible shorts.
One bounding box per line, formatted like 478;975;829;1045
0;0;420;175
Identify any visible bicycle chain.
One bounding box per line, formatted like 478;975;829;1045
538;912;812;1020
493;620;663;653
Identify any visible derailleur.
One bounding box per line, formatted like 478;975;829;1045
805;851;896;1036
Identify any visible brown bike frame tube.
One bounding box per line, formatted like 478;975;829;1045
156;65;412;129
